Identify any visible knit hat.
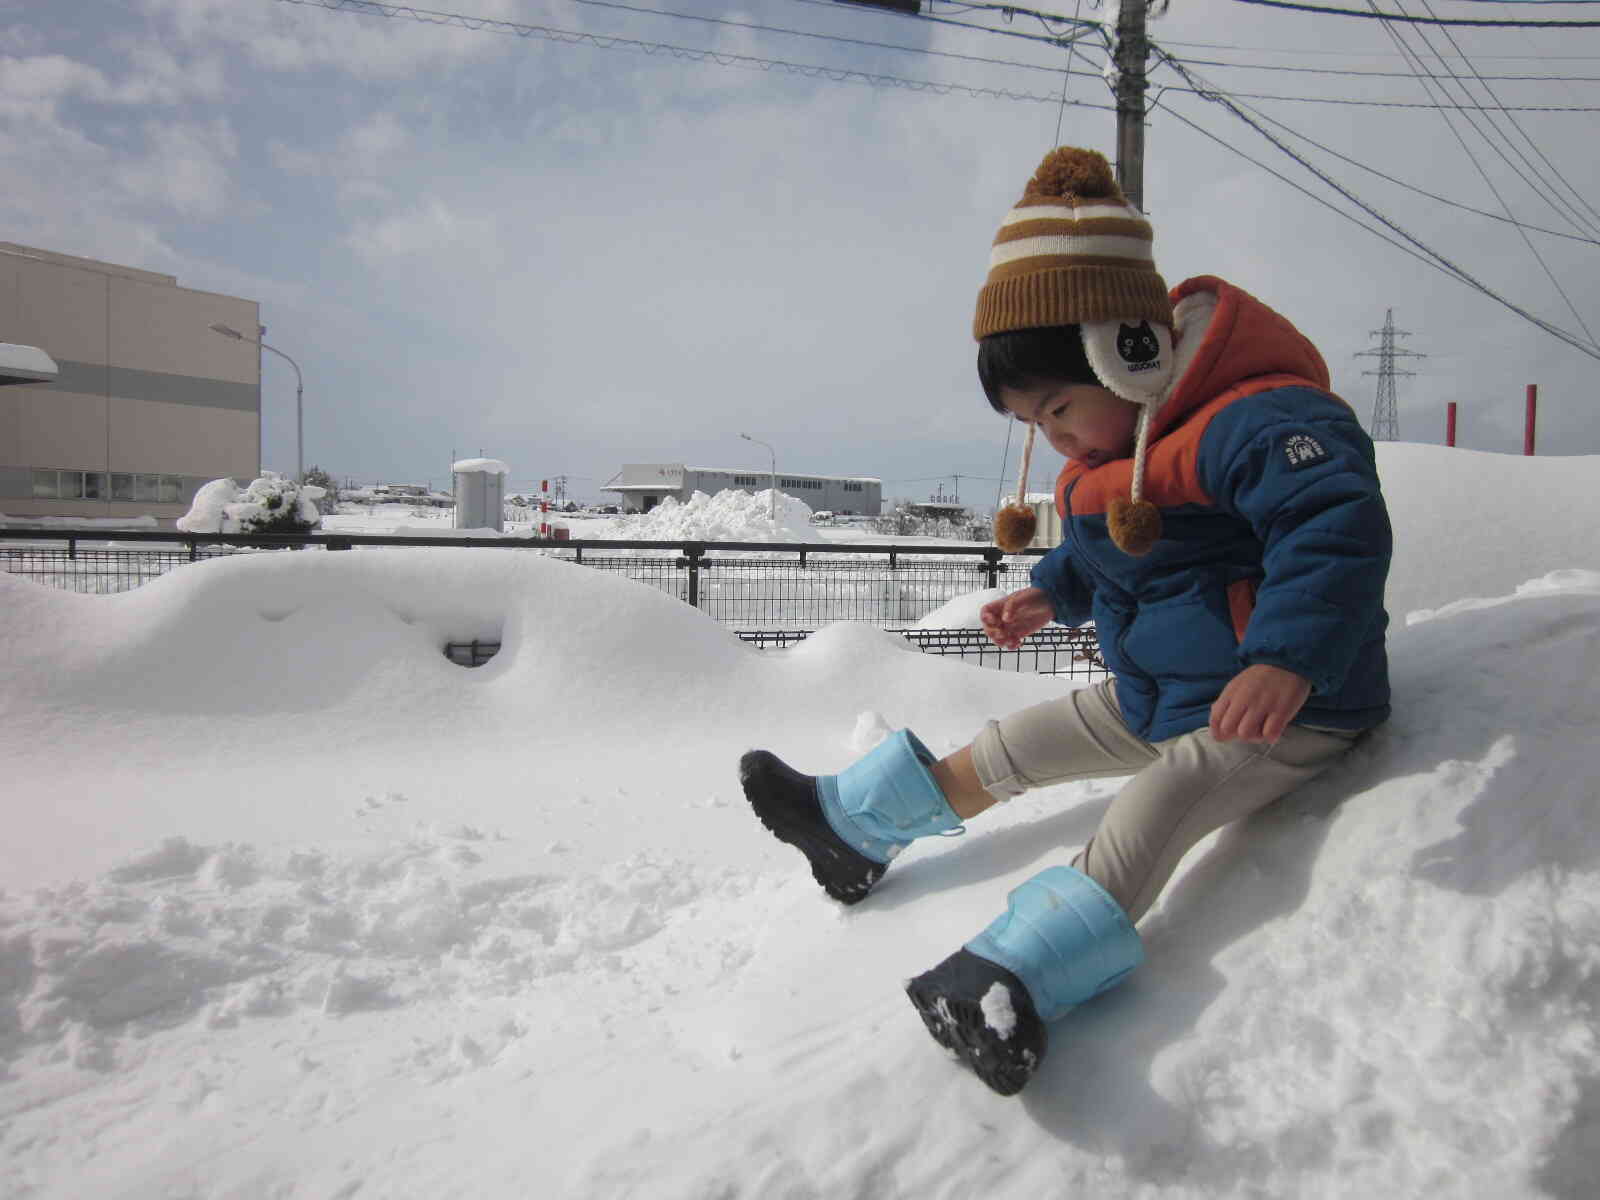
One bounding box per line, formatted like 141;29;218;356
976;146;1177;555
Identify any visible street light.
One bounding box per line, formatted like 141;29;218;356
740;432;776;522
210;322;304;483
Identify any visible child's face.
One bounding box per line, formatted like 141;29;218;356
999;381;1141;469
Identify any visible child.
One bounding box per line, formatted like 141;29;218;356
739;146;1392;1096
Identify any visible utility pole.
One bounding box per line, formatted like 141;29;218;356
1356;309;1425;442
1113;0;1150;211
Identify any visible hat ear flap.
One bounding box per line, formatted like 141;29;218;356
1081;320;1175;407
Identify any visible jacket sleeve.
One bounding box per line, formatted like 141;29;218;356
1198;389;1392;694
1028;542;1096;628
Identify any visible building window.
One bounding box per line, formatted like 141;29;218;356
112;473;135;501
734;475;759;487
159;475;182;504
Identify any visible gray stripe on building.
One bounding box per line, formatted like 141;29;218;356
50;359;259;413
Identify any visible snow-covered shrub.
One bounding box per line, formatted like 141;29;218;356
301;466;341;516
176;472;326;535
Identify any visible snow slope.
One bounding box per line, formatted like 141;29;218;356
2;444;1597;1199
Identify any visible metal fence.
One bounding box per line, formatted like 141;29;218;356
3;528;1107;680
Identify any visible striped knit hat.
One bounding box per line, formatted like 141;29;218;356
975;146;1178;555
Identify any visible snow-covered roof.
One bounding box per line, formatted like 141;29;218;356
0;342;58;385
451;458;510;475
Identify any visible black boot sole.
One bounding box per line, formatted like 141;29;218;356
905;948;1047;1096
739;750;886;905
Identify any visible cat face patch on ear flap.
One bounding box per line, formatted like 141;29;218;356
1080;319;1176;407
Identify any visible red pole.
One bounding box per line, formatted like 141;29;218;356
1446;402;1457;447
1524;384;1537;456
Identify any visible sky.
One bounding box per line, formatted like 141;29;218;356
2;444;1598;1196
3;0;1598;503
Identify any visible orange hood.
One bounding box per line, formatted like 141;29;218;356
1150;276;1331;443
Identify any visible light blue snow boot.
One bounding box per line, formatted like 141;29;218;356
815;729;964;864
740;729;961;905
905;866;1143;1095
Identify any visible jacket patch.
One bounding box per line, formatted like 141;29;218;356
1283;433;1330;471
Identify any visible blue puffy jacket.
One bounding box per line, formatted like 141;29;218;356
1029;277;1392;742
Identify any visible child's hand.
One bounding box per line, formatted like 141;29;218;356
1210;664;1312;744
980;587;1054;649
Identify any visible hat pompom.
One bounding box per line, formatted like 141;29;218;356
1024;147;1121;204
1107;497;1160;556
993;503;1037;553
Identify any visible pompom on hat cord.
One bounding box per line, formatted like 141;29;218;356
993;421;1038;553
975;146;1177;557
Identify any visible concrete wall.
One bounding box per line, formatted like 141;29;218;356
0;243;260;524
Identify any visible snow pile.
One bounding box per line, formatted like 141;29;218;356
450;458;509;475
1;445;1599;1197
587;488;825;543
0;513;160;530
175;472;326;534
915;587;1006;628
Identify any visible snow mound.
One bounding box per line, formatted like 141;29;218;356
175;472;325;534
4;445;1600;1198
587;488;824;543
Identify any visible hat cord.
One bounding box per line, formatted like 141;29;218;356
1129;404;1153;504
1014;421;1036;507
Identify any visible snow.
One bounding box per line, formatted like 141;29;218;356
0;513;159;530
175;473;326;535
981;981;1018;1041
2;443;1599;1198
450;459;509;476
566;488;826;544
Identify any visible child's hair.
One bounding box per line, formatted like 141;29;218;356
977;325;1100;414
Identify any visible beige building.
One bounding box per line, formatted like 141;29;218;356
0;242;261;523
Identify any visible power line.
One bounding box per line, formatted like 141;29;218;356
1237;103;1600;246
1228;0;1600;25
1167;54;1600;82
780;0;1108;50
1385;0;1600;341
1152;50;1600;361
1158;36;1600;58
274;0;1116;107
1150;82;1600;110
1366;3;1600;245
1408;0;1600;236
549;0;1103;79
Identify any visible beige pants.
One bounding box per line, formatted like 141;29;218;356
971;679;1360;924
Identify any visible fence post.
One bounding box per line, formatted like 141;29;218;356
683;542;704;608
68;536;77;561
982;546;1003;589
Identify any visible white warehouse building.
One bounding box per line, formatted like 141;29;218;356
603;464;882;516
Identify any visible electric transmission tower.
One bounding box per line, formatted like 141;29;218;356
1355;309;1425;442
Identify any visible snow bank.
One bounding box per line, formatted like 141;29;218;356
585;488;825;543
3;444;1600;1198
0;513;160;530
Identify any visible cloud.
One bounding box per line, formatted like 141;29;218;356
346;196;497;261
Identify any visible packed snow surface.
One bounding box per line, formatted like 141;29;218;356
2;444;1598;1198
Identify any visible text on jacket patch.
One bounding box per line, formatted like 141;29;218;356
1283;433;1331;471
